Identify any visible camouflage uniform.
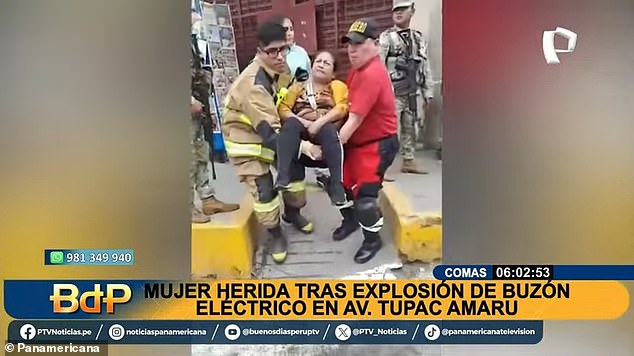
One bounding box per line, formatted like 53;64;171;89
379;26;434;163
190;46;215;208
190;43;239;221
190;100;215;204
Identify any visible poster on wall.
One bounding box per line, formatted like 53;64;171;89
202;1;240;109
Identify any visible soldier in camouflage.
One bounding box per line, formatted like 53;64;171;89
379;0;434;174
190;15;239;224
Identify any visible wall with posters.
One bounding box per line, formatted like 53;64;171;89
201;1;240;112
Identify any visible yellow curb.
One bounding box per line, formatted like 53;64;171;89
380;183;442;263
190;184;324;280
191;193;256;279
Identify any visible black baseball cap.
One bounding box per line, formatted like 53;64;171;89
341;18;379;44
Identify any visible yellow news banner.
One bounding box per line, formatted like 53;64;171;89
134;280;629;320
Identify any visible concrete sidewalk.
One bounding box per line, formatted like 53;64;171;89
385;150;442;213
193;150;442;356
194;149;442;280
254;150;441;280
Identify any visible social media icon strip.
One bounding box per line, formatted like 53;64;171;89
108;324;125;341
224;324;241;341
19;324;37;340
334;324;352;341
424;324;441;341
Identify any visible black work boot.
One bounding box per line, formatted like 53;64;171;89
332;207;359;241
353;231;383;264
282;207;314;234
268;225;288;264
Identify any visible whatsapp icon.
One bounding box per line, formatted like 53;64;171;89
50;251;65;264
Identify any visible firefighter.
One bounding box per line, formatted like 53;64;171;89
222;20;318;264
337;19;399;264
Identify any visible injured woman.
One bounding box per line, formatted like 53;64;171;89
275;50;349;207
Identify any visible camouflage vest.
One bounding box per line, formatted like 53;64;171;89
191;44;210;104
384;28;427;90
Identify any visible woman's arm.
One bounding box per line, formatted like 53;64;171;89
321;80;349;123
277;83;302;121
278;84;313;127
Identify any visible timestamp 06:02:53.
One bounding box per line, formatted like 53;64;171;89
492;265;554;280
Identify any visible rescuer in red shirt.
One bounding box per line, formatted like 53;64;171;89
336;18;399;264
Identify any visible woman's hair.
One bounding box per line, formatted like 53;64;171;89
313;50;337;72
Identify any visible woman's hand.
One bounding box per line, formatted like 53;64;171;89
300;141;322;160
294;116;312;128
307;118;326;136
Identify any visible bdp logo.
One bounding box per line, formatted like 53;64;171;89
108;324;125;341
20;324;37;340
224;324;241;341
49;283;132;314
542;27;577;64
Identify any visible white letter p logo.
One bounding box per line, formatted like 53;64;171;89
542;27;577;64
